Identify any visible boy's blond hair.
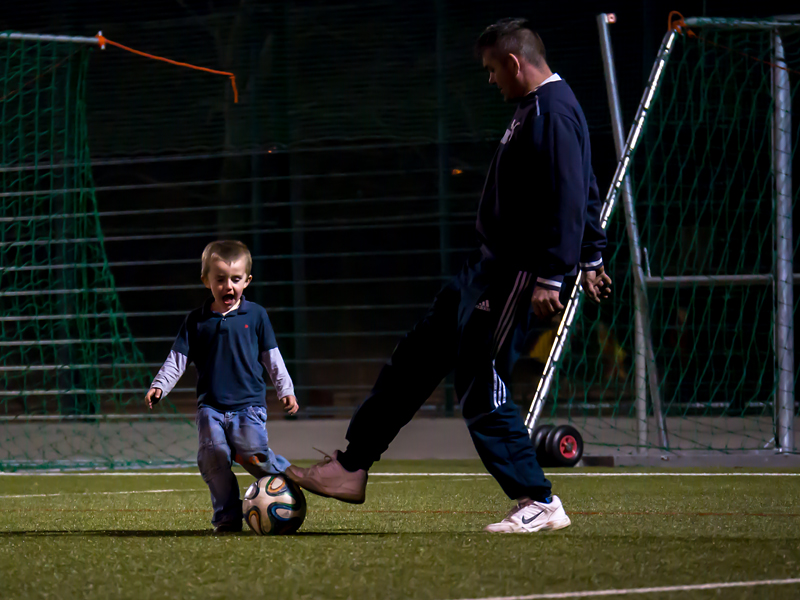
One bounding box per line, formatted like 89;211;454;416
201;240;252;279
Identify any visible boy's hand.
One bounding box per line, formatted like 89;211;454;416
281;395;299;415
581;266;613;303
145;388;162;409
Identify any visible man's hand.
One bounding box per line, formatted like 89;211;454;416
581;266;612;303
532;286;565;319
281;395;299;416
145;388;162;409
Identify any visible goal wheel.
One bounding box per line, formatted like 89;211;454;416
545;425;583;467
531;424;554;467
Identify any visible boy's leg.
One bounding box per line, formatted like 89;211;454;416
229;405;290;479
456;269;551;503
196;406;242;528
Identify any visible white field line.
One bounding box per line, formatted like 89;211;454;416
0;471;798;477
366;472;789;478
453;577;800;600
0;471;491;477
0;479;478;497
372;478;481;484
547;472;800;477
0;489;205;499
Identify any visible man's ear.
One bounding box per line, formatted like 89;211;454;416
507;53;521;76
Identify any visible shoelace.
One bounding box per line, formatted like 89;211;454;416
312;447;335;464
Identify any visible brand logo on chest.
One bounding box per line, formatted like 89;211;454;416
500;119;520;145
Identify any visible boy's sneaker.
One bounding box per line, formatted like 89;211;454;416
213;521;243;534
285;450;367;504
484;495;571;533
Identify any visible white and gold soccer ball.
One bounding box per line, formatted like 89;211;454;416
242;475;307;535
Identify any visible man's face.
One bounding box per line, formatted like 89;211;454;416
482;49;522;101
203;258;251;311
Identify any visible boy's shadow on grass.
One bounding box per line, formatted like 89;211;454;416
0;529;390;538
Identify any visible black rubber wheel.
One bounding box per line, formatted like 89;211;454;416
531;424;554;467
545;425;583;467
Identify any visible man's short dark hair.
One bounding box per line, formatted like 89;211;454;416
475;18;546;68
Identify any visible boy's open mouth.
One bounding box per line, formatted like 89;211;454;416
222;293;236;303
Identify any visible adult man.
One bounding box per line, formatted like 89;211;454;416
287;18;611;533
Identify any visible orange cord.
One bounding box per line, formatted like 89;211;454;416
96;33;238;102
668;11;693;36
668;11;800;76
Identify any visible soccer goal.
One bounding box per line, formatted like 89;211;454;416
0;33;237;470
528;15;799;459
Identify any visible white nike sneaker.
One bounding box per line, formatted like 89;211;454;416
484;495;571;533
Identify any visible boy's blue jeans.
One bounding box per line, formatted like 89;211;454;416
196;405;290;527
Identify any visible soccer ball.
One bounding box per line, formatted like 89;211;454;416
242;475;307;535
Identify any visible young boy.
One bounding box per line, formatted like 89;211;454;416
145;240;299;533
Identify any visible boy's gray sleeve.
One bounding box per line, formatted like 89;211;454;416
150;350;188;396
260;348;295;399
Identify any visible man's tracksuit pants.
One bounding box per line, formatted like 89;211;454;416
342;250;552;502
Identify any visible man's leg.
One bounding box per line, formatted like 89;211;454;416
494;276;574;385
196;406;242;530
229;405;290;479
286;280;462;501
466;399;551;501
455;267;568;532
340;286;460;471
456;270;551;502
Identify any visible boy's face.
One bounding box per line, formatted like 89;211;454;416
203;258;252;311
482;49;523;102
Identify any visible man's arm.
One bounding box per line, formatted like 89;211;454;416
532;113;586;318
579;168;606;272
579;168;612;303
535;113;587;293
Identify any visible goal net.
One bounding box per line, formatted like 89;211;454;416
0;35;193;469
539;20;799;456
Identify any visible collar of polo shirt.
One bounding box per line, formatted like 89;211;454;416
204;295;250;316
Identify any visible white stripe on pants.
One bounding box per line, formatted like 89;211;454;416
491;271;532;358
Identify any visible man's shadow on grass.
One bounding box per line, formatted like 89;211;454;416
0;529;390;538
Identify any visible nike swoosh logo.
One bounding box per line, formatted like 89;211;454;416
522;510;544;525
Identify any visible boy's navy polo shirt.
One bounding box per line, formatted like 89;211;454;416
171;296;278;412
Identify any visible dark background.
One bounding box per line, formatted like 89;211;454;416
1;0;797;416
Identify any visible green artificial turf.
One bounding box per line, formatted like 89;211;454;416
1;462;799;599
